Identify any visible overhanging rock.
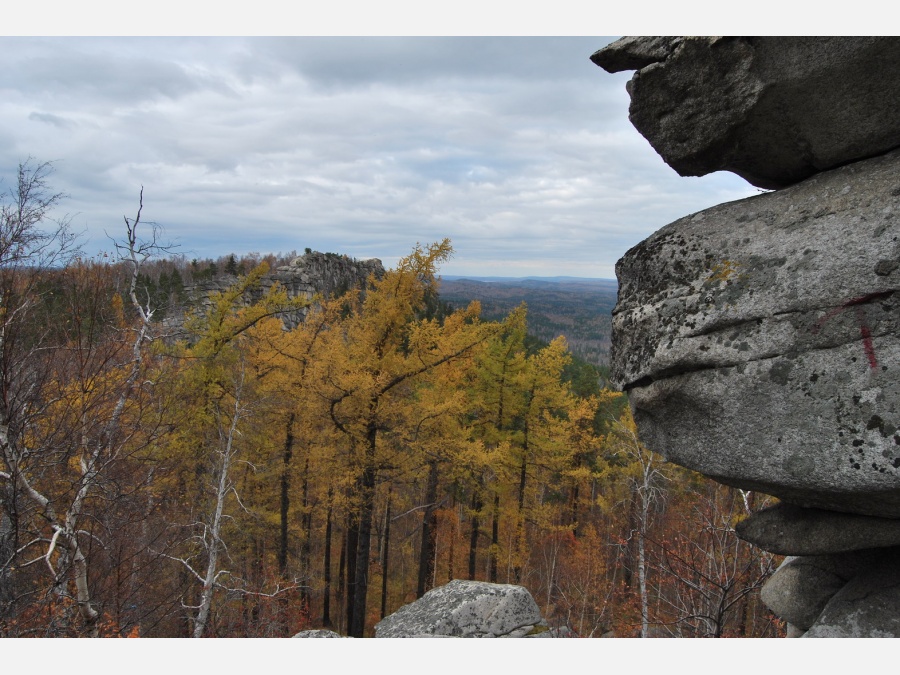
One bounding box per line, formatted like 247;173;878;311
591;37;900;189
610;148;900;517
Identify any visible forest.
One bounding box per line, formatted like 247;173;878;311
0;162;785;638
437;277;616;371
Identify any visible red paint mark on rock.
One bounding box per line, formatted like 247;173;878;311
856;308;879;370
812;291;890;371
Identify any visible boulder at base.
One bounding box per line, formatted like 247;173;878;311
292;629;345;638
803;547;900;637
374;579;546;638
610;149;900;517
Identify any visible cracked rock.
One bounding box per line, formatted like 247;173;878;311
796;547;900;637
374;579;546;638
590;37;900;189
737;503;900;555
610;149;900;517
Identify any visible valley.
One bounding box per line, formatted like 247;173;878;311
438;276;618;368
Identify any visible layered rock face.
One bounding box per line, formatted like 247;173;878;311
612;150;900;517
592;37;900;189
595;36;900;637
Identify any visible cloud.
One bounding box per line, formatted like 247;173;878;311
0;36;757;279
28;111;74;129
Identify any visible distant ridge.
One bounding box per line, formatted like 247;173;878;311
439;275;616;284
437;276;617;367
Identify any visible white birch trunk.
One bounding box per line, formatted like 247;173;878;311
192;374;244;638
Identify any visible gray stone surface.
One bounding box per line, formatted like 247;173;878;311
761;556;851;629
610;148;900;517
373;579;545;638
737;503;900;555
761;550;887;630
591;37;900;189
292;629;346;638
803;547;900;637
590;36;682;72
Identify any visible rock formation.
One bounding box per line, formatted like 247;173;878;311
186;250;384;329
594;36;900;637
373;579;553;638
592;37;900;189
292;580;576;638
292;629;345;638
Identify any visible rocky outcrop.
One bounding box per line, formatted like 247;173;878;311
186;251;384;329
292;629;345;638
610;148;900;518
801;549;900;637
736;503;900;555
592;37;900;189
373;579;551;638
760;548;900;636
596;37;900;637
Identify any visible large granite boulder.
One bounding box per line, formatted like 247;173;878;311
373;579;546;638
596;35;900;638
610;148;900;518
591;37;900;189
737;503;900;555
802;547;900;637
292;629;345;638
761;547;900;637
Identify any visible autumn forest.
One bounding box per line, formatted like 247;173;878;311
0;162;785;638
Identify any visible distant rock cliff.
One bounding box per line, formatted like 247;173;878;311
594;36;900;637
185;250;384;329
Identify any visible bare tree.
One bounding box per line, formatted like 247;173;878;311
0;170;169;636
647;485;779;637
607;413;669;638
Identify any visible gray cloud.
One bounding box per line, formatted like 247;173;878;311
0;36;757;279
28;111;74;129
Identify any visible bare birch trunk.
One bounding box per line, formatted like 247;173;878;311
192;374;244;638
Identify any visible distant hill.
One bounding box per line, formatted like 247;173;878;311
437;276;618;367
440;275;615;284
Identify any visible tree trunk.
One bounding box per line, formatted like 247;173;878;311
447;500;456;583
299;454;311;615
468;492;481;580
514;448;527;583
337;526;347;633
193;427;233;638
71;537;100;637
349;425;378;638
637;488;650;638
278;413;294;577
344;514;357;634
489;491;500;583
570;483;580;536
416;460;439;597
380;486;392;618
0;481;18;612
322;489;334;629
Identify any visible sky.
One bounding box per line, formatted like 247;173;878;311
0;33;768;279
1;8;863;279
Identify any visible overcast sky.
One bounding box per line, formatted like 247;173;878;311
0;35;761;278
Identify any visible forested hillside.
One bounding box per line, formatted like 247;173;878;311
438;277;616;369
0;165;783;638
